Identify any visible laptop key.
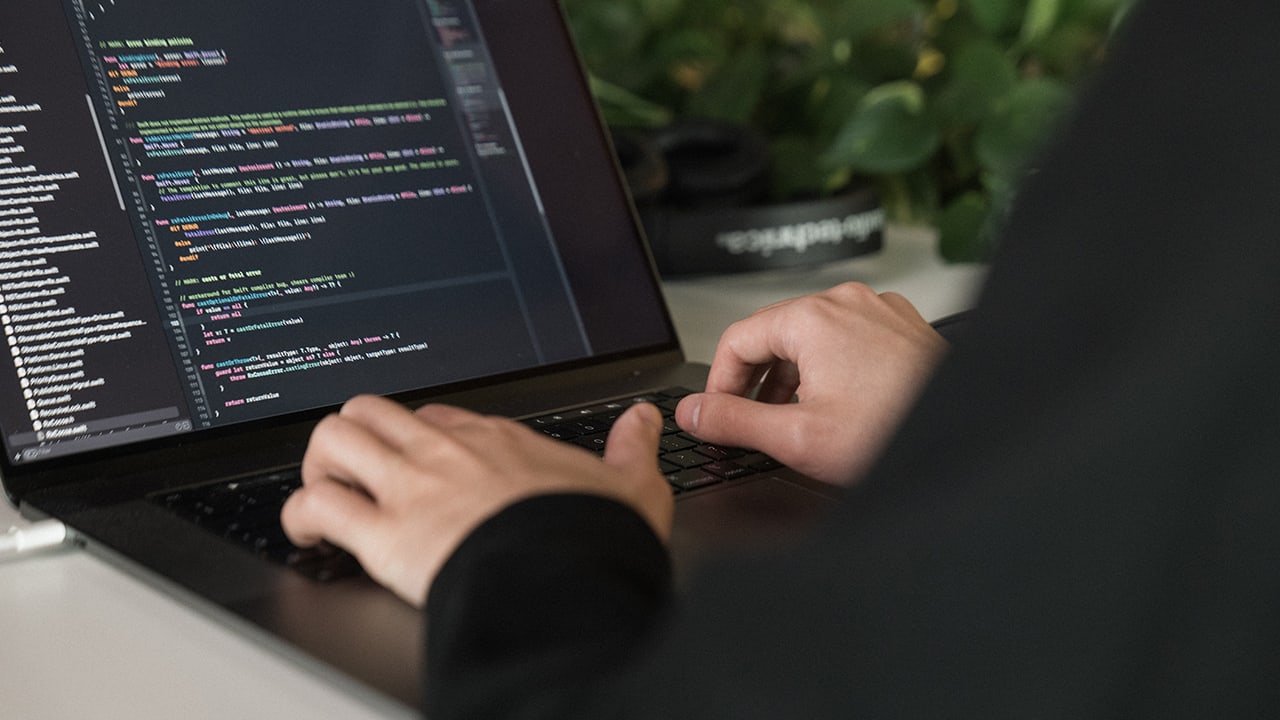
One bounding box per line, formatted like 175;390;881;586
739;452;783;472
659;434;697;453
661;450;712;469
702;461;753;480
666;468;722;491
694;443;745;461
571;433;608;454
540;423;582;440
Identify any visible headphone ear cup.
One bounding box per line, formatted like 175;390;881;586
651;121;772;208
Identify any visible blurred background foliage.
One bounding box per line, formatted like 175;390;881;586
562;0;1134;261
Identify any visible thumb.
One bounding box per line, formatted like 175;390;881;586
603;403;664;469
676;392;796;456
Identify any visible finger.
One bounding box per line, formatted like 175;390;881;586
676;391;804;457
338;394;434;453
603;403;663;470
302;411;416;501
704;310;798;396
413;402;485;428
280;479;382;551
603;403;674;542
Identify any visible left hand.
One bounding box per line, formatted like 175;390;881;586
281;395;673;607
675;283;948;485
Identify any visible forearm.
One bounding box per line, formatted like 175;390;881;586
424;494;673;720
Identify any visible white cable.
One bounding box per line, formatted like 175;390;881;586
0;519;69;558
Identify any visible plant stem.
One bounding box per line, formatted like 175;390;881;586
881;173;915;223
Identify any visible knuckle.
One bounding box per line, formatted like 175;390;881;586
340;393;382;416
308;411;360;450
826;281;876;303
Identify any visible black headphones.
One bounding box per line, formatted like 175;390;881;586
614;121;884;277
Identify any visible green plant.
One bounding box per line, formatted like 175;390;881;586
562;0;1133;261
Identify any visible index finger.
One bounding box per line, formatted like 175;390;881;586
301;406;429;501
704;306;801;396
281;477;380;550
339;394;436;452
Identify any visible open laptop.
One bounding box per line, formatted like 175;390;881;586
0;0;838;710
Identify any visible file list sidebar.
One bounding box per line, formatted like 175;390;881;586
0;2;188;463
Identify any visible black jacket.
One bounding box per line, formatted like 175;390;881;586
426;1;1280;717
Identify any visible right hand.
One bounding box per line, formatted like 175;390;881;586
282;397;671;607
675;282;948;485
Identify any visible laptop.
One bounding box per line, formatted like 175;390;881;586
0;0;837;710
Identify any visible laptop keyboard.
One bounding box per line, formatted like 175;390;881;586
151;387;778;581
153;469;361;582
521;387;781;491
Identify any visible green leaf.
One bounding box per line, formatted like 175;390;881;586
933;40;1018;126
878;167;941;223
829;0;920;41
822;81;941;175
810;74;872;139
637;0;682;24
563;1;647;77
1058;0;1131;26
1021;0;1063;44
965;0;1021;35
974;77;1073;178
1033;21;1104;81
770;135;845;199
686;49;768;124
937;191;994;262
848;32;923;83
588;76;673;128
863;79;926;112
651;27;730;74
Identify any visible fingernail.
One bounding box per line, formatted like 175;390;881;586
683;395;701;432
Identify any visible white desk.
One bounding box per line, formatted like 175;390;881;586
0;225;985;719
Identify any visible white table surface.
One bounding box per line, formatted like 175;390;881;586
0;225;985;718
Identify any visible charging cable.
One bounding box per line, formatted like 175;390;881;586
0;519;69;558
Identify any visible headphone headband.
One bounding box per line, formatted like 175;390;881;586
616;122;884;277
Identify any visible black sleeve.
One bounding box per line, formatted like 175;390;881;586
424;493;672;720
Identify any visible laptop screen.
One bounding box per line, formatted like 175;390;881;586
0;0;674;466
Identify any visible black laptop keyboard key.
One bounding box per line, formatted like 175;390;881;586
151;469;363;582
667;468;722;492
693;443;744;461
702;461;754;480
662;450;712;469
740;452;783;472
571;433;610;453
658;434;697;453
522;387;778;495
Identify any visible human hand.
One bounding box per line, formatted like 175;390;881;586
281;395;673;607
675;282;948;485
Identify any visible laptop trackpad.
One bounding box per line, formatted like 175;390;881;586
669;476;834;579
